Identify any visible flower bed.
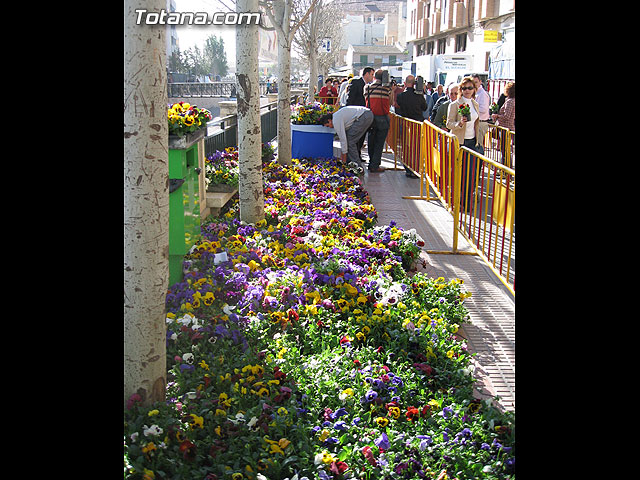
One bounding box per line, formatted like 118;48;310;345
205;147;240;191
291;102;335;125
206;144;277;192
124;157;515;480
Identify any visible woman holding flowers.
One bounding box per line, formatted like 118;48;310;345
446;76;488;155
446;76;489;209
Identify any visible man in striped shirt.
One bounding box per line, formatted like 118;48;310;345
363;69;392;173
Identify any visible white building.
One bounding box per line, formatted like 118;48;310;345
345;44;410;77
333;1;408;75
405;0;514;93
166;0;180;59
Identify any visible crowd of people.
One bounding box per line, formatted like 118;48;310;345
315;67;515;176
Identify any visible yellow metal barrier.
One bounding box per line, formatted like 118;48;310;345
422;121;460;211
483;124;515;169
388;113;428;198
385;114;516;294
456;146;515;295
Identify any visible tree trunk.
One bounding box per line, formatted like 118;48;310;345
236;0;265;224
124;0;169;408
274;0;293;166
307;8;318;102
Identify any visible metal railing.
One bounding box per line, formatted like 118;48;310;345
457;147;515;293
169;82;240;98
483;125;515;169
203;100;279;157
387;113;515;295
168;81;310;98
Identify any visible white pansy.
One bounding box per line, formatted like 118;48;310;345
142;424;163;437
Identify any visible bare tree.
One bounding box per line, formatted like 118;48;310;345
124;0;169;408
236;0;265;224
260;0;319;165
293;0;345;101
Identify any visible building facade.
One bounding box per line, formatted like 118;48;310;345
405;0;514;87
166;0;179;59
333;1;408;76
345;44;410;77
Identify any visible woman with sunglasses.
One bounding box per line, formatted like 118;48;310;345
446;76;488;155
446;77;489;210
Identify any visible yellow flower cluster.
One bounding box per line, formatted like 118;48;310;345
167;102;211;136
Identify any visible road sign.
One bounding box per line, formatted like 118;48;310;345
319;38;331;53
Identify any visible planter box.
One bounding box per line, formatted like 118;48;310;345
291;124;335;159
168;128;205;150
168;129;205;286
207;183;237;193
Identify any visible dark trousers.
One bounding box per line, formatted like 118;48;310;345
461;138;484;210
367;115;390;170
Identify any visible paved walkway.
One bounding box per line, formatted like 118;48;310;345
358;148;516;413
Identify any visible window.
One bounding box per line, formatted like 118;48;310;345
437;38;446;54
455;33;467;52
389;55;396;65
426;41;434;55
360;55;368;65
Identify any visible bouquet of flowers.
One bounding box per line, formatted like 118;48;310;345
291;102;334;125
457;103;471;121
168;102;212;137
489;102;500;114
205;147;239;187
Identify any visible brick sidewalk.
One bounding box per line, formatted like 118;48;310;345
359;149;516;413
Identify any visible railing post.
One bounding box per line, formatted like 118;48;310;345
452;138;462;253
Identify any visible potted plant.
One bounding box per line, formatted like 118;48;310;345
290;102;336;159
205;147;239;192
168;102;212;148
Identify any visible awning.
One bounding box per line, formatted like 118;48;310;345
488;41;515;80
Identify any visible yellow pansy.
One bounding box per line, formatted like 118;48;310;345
189;414;204;428
269;443;284;455
339;388;354;401
321;451;335;464
142;442;156;454
142;469;155;480
375;417;389;427
219;392;231;407
202;292;215;306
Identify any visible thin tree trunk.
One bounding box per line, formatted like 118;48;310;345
275;0;293;166
124;0;169;408
236;0;265;223
307;8;318;103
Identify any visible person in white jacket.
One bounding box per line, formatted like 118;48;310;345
318;106;373;165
